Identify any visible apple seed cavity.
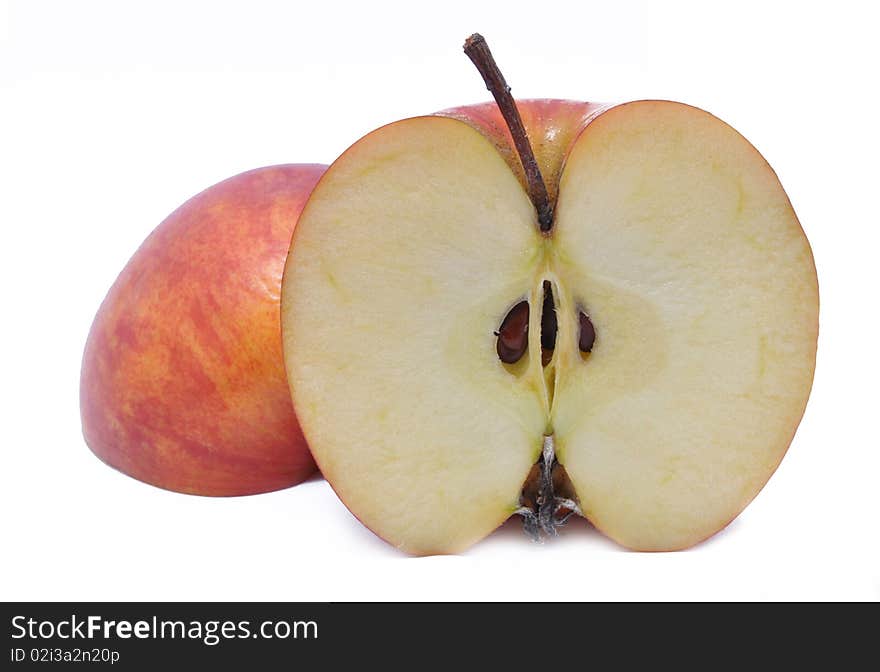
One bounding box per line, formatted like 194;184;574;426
540;280;557;367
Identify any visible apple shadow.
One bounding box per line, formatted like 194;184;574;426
302;479;405;558
478;513;623;552
479;511;744;554
302;469;326;485
690;515;743;551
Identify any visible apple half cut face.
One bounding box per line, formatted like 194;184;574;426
281;100;818;555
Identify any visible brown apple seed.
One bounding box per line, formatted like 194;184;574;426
579;311;596;353
495;300;529;364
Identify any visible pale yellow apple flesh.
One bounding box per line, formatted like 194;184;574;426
281;102;817;555
551;102;817;550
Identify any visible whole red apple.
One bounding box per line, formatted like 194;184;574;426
81;164;324;495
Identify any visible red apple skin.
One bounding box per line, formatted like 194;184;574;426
438;99;608;206
81;164;325;496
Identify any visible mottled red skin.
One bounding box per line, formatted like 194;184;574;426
81;164;325;496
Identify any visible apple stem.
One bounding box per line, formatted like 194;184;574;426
463;33;554;232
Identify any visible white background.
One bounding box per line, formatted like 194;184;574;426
2;0;878;601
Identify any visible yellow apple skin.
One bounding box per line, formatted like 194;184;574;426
81;164;325;496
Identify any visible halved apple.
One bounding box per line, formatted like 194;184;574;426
82;164;324;496
281;93;817;554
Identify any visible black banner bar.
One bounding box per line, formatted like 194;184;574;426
1;602;874;668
